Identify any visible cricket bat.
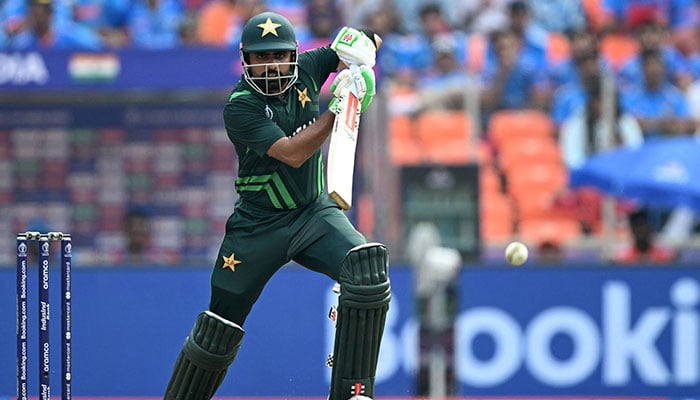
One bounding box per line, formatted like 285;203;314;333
327;80;361;210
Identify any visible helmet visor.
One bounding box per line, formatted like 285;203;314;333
242;57;298;96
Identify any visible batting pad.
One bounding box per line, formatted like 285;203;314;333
330;243;391;400
164;311;245;400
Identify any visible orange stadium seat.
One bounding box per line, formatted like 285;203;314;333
511;188;558;220
416;110;472;142
505;160;568;191
518;217;582;245
498;136;562;172
506;161;569;221
481;191;515;243
582;0;606;32
546;33;571;64
480;165;502;195
388;114;423;165
416;110;477;164
600;33;639;70
488;109;555;149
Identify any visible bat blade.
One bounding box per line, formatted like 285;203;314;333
327;88;361;210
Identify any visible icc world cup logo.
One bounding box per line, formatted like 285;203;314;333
18;243;27;256
41;242;49;255
65;243;72;255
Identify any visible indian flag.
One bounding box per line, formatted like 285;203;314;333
68;53;120;82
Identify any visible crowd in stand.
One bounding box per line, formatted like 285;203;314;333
0;0;340;49
364;1;699;263
4;0;700;263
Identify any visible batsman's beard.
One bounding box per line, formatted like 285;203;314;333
244;61;298;96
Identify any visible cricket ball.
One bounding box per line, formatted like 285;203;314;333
505;241;528;266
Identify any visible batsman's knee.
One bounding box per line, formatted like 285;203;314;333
338;243;391;307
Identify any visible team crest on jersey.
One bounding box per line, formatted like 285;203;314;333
222;252;242;271
296;87;311;108
264;105;273;120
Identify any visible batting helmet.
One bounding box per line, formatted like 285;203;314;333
241;12;297;53
240;12;299;95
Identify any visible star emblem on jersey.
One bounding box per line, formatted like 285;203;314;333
222;253;242;271
257;17;282;37
296;87;311;108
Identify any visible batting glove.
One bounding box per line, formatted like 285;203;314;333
330;26;377;67
328;65;376;114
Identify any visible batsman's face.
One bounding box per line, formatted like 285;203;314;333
250;52;292;81
242;49;298;96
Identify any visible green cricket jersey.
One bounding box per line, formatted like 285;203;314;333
223;46;339;211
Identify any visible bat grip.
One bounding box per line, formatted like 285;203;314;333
347;64;361;100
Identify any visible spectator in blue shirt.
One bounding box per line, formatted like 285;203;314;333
71;0;132;47
416;33;471;111
621;49;694;139
507;0;548;60
127;0;184;49
479;1;548;71
528;0;588;33
687;40;700;131
548;27;600;89
415;3;468;67
377;28;433;80
550;49;603;126
1;0;29;40
617;17;693;90
480;29;550;122
0;0;103;50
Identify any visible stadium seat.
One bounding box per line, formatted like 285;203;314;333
546;33;571;64
388;114;422;165
416;110;477;164
481;191;515;243
480;165;502;195
498;136;562;172
518;217;582;245
582;0;606;32
488;109;555;149
505;161;568;195
511;188;557;220
416;110;472;142
600;33;639;70
506;160;569;222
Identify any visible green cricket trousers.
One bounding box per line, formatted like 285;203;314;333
209;192;366;325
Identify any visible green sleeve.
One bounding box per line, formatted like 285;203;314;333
224;99;285;158
298;46;340;91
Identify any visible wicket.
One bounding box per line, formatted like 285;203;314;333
16;232;72;400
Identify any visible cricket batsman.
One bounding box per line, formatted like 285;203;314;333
163;11;390;400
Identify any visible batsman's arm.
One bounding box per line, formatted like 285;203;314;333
267;111;336;168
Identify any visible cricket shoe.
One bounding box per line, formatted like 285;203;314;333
349;397;372;400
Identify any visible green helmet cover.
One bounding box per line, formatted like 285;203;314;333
241;12;297;53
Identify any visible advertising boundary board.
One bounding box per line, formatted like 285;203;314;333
0;264;698;398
